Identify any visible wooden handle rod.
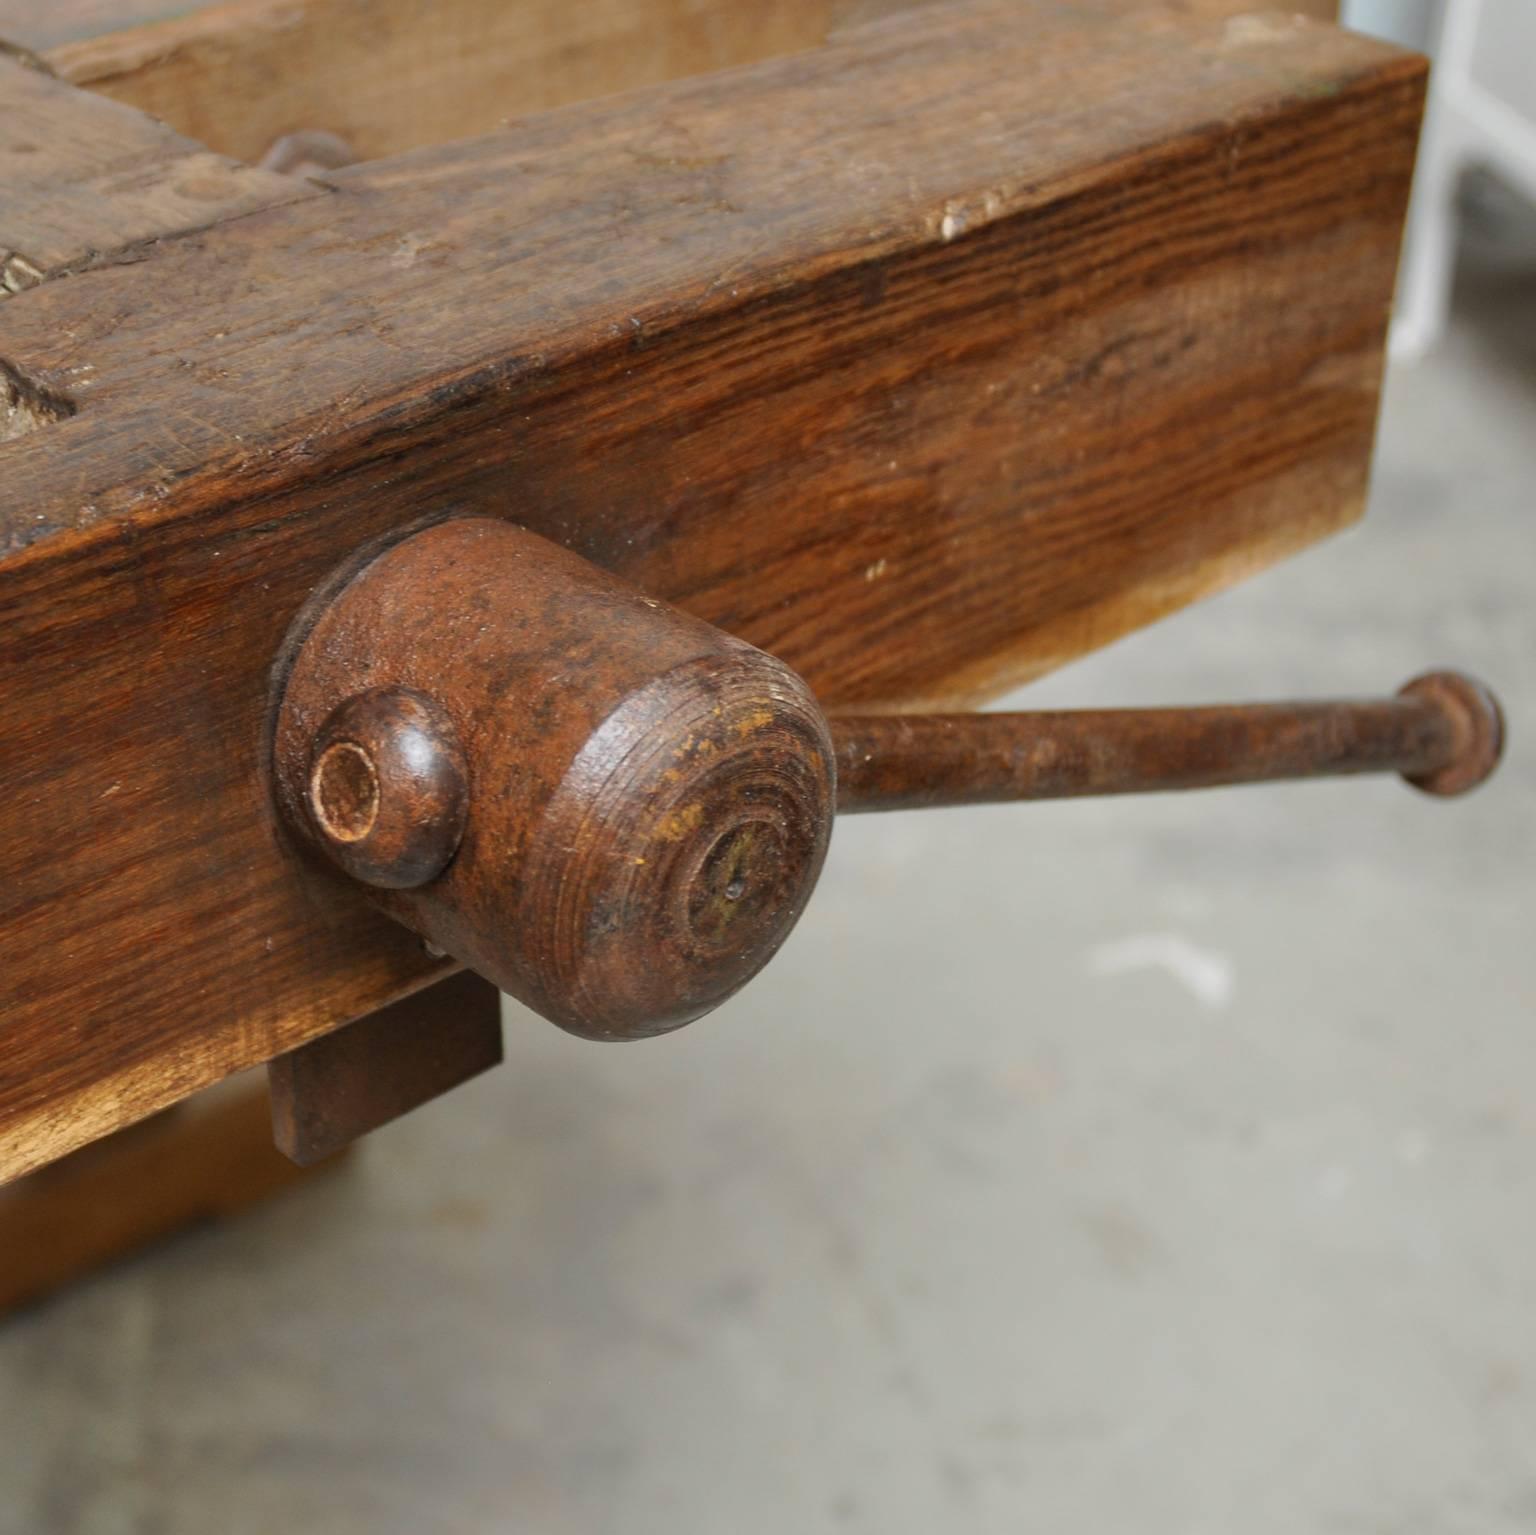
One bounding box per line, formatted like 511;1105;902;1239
831;672;1503;814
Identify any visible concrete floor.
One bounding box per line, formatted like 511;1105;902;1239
2;271;1532;1535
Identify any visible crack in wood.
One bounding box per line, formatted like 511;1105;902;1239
0;38;56;77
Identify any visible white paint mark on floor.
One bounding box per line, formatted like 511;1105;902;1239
1087;933;1235;1010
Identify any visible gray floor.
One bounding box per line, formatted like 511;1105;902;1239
2;270;1532;1535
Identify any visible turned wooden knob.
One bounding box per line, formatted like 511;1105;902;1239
273;518;835;1040
305;686;468;889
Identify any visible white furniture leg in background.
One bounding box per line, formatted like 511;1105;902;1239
1376;0;1536;359
1394;38;1466;359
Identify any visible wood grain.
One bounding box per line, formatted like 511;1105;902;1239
0;51;317;290
0;0;1424;1180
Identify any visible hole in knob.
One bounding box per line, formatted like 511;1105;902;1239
311;741;380;843
685;819;791;949
302;686;469;889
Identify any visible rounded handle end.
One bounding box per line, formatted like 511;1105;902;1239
524;650;835;1039
1398;670;1505;798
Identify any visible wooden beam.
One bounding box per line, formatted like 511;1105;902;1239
0;0;1424;1180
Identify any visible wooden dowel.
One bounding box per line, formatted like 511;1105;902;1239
832;672;1503;813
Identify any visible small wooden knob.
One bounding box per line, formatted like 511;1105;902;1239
274;518;834;1040
306;687;468;889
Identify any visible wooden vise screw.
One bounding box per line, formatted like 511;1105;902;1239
273;518;1504;1048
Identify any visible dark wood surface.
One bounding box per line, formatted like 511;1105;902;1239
0;1;1423;1179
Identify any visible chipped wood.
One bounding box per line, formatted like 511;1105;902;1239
0;51;323;289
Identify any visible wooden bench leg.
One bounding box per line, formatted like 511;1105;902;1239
0;1075;344;1315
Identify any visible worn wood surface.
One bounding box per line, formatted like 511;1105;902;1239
0;50;316;294
0;0;1341;55
0;1075;337;1313
0;0;1423;1180
42;0;920;165
16;0;1341;168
